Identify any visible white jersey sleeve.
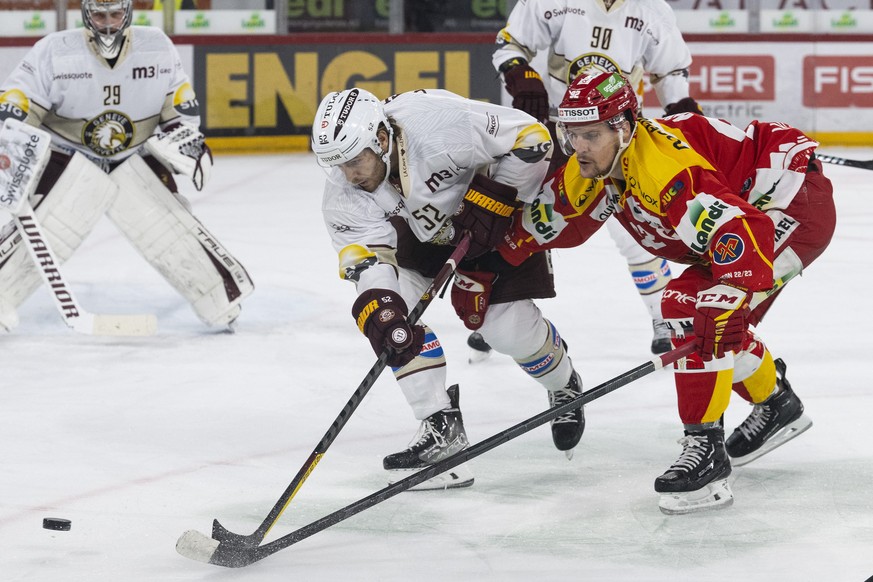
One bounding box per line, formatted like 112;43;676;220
493;0;693;111
0;26;201;167
384;90;551;241
322;170;406;296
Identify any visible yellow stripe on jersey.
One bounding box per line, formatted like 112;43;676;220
511;122;552;164
625;119;716;214
738;217;774;271
558;156;607;217
338;244;377;281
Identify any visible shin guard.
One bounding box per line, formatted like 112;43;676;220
107;155;253;326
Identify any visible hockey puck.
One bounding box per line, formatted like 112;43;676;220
42;518;71;531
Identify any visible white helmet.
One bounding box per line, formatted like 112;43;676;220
311;88;393;169
82;0;133;60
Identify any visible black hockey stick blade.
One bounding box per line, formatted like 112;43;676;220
176;342;695;567
197;233;473;550
815;153;873;171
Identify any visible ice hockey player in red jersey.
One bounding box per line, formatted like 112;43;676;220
480;0;707;358
497;70;836;514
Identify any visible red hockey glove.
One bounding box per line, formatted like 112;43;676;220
450;174;520;259
664;97;703;116
451;269;497;330
692;284;752;361
352;289;425;368
502;61;550;122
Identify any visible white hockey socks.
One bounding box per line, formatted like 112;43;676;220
107;155;253;327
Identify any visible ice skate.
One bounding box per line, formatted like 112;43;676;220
383;385;473;490
467;331;492;364
655;427;733;515
650;318;672;354
548;371;585;459
726;358;812;467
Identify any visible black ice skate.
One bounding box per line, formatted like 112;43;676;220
726;358;812;467
548;371;585;459
650;318;672;355
467;331;492;364
655;426;733;515
383;384;473;490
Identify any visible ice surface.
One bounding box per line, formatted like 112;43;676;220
1;149;871;581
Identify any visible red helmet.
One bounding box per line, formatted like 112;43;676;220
558;71;637;128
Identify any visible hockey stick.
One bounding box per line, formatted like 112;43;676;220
815;153;873;171
14;205;158;336
177;342;696;567
1;119;156;336
202;232;473;550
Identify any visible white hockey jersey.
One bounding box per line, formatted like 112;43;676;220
0;27;199;169
493;0;693;111
322;89;551;296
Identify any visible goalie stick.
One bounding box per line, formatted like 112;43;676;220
176;341;696;567
0;119;156;336
14;204;158;336
202;232;473;551
815;153;873;171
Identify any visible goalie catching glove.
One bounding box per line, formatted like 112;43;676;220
353;288;425;368
144;122;213;191
447;174;520;259
693;284;752;361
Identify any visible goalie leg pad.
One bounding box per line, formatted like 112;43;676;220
0;152;117;323
107;155;253;327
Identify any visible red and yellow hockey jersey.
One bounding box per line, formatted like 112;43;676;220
500;113;818;293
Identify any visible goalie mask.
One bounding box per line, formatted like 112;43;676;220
557;70;637;155
82;0;133;60
311;88;393;172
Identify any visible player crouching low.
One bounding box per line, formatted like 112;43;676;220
495;70;835;514
0;0;252;332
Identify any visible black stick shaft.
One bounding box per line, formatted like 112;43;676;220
815;154;873;171
218;233;472;544
221;343;694;567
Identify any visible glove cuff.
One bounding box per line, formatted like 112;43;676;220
466;174;519;209
498;57;528;73
352;288;409;334
696;284;749;311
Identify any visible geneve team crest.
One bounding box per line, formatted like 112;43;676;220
83;110;134;157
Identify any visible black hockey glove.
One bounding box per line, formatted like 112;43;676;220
502;59;550;122
450;174;520;259
352;288;425;368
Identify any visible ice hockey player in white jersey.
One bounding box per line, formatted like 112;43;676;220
0;0;253;332
476;0;705;357
312;88;587;487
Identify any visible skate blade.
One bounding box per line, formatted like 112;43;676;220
388;463;474;491
658;478;734;515
731;414;813;467
468;347;492;365
564;448;575;461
